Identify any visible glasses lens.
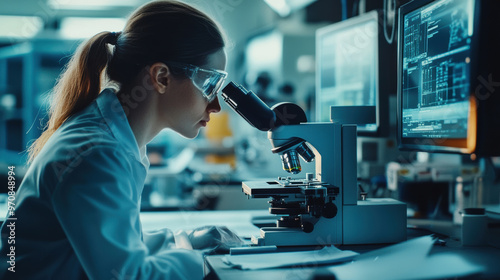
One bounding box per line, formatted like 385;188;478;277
166;62;227;102
192;69;226;102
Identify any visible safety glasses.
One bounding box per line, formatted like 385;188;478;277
165;62;228;102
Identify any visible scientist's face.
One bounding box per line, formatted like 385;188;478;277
161;49;226;138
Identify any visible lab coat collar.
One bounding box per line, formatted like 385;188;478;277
96;89;150;169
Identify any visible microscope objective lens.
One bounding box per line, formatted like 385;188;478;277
281;150;301;174
296;142;315;162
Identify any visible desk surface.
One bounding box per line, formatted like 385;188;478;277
204;218;500;280
2;202;499;279
205;242;500;280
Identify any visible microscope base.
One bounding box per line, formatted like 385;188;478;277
252;198;407;246
343;198;407;244
252;227;335;247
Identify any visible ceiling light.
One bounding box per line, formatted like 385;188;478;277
263;0;317;17
0;15;43;39
48;0;140;10
59;17;126;39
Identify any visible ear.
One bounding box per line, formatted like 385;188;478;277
148;62;170;94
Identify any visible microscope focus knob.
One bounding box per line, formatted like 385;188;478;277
323;202;338;219
301;221;314;233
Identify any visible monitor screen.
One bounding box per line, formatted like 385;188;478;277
316;11;378;134
316;10;394;136
399;0;500;157
400;0;473;141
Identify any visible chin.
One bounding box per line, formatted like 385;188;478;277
178;129;200;139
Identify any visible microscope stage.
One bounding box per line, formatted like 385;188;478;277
242;181;303;197
242;178;334;198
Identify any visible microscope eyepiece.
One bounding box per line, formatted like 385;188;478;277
221;81;313;175
221;82;276;131
221;82;308;131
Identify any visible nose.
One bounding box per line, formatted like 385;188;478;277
207;96;222;113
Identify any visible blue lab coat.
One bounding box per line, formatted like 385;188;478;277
0;89;204;279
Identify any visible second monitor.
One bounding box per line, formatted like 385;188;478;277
316;10;397;137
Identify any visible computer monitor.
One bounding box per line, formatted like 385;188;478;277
397;0;500;156
316;10;396;137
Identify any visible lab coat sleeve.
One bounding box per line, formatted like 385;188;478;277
142;229;176;255
51;145;204;280
142;228;193;254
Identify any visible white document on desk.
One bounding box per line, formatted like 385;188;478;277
222;246;359;270
329;235;485;280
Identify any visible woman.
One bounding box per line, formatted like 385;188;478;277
0;1;241;279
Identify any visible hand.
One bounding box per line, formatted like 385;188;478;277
187;226;244;254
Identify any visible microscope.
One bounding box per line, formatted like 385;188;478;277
222;82;406;246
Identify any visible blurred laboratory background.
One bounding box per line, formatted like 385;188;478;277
0;0;499;222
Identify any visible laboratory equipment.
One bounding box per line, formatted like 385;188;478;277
461;208;488;246
222;82;406;246
397;0;500;156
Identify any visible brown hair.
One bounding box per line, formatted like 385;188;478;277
27;0;225;162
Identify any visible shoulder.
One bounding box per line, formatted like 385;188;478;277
37;138;133;188
30;93;143;190
44;121;123;163
31;122;138;191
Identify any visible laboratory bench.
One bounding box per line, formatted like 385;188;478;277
203;215;500;280
137;209;500;280
1;204;500;279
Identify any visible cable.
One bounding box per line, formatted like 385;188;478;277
341;0;347;20
384;0;396;44
352;0;359;17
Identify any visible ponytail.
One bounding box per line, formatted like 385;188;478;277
27;0;225;163
27;31;118;163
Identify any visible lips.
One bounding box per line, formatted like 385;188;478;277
199;119;209;127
